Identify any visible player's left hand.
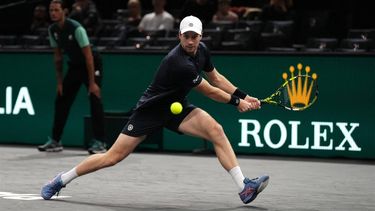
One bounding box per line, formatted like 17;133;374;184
89;82;101;98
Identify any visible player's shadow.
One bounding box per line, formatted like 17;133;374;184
55;199;268;210
9;150;88;161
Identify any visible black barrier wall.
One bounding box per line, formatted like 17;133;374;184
1;52;374;159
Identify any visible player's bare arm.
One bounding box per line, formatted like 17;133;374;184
206;68;237;94
194;78;253;112
206;68;261;108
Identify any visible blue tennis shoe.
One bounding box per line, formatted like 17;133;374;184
239;175;269;204
41;172;65;200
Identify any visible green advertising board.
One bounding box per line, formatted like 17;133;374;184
0;52;374;159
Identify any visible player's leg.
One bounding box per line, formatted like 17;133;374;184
38;70;82;152
75;134;144;176
177;108;269;204
41;133;145;200
178;108;238;171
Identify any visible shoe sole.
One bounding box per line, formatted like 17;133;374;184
45;147;63;152
257;178;269;193
88;150;107;154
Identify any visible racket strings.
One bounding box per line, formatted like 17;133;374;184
262;75;318;111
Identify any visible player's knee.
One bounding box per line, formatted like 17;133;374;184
207;123;225;140
104;153;123;167
105;157;119;167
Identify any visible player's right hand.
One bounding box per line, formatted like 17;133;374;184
237;99;260;112
244;96;261;109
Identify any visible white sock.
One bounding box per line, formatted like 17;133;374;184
229;166;245;193
61;167;78;186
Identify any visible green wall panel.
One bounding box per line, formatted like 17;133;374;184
1;52;374;159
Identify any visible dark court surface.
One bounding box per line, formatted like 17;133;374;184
0;145;374;211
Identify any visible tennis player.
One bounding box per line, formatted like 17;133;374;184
41;14;269;204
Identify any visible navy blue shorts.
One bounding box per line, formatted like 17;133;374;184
121;102;197;137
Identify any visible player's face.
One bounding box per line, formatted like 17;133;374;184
179;31;202;56
49;3;64;22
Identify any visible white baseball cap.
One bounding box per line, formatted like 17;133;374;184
179;16;202;35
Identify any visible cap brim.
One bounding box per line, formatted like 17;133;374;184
180;27;202;35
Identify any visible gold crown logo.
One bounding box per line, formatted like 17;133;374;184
283;63;318;107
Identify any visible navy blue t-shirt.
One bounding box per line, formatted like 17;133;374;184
136;42;214;110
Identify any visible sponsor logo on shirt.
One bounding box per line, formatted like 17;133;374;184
192;75;200;84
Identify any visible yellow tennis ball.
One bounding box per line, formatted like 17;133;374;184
170;102;183;115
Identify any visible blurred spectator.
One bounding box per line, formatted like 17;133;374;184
180;0;216;26
138;0;174;32
125;0;142;27
110;0;142;40
212;0;239;23
260;0;295;21
29;4;49;35
69;0;101;36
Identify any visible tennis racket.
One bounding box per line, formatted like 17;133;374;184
260;74;318;111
